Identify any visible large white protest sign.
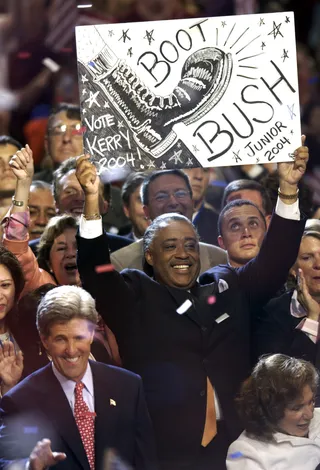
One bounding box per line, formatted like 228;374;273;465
75;12;300;171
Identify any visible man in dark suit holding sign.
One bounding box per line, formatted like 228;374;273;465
63;139;307;470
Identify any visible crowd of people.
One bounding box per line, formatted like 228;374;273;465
0;1;320;470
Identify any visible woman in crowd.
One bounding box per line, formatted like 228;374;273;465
0;245;24;396
0;145;120;369
227;354;320;469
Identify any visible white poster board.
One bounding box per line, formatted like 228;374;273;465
75;11;300;171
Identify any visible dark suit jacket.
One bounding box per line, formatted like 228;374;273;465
252;290;319;366
193;204;219;246
76;213;305;469
0;362;157;470
29;231;132;255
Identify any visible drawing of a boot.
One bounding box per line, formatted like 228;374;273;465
81;46;232;158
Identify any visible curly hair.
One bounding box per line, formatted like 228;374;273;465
236;354;318;442
37;214;79;277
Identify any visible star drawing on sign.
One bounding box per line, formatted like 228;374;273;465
281;49;289;62
192;145;199;153
169;150;183;165
268;21;283;40
147;160;155;169
82;109;87;114
290;129;294;135
144;30;155;45
259;18;265;26
232;150;242;163
160;161;167;170
81;74;88;84
221;21;227;27
287;104;296;120
108;30;114;37
119;29;131;43
104;101;109;108
285;16;290;23
256;158;260;163
186;158;193;167
261;41;266;50
117;120;124;129
177;142;181;148
82;89;87;96
85;90;100;108
127;47;133;57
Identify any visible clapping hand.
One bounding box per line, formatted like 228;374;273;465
297;268;320;321
29;439;66;470
0;341;23;394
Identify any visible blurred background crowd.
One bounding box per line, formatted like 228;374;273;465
0;0;319;235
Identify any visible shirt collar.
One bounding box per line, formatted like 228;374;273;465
52;362;94;397
290;289;307;318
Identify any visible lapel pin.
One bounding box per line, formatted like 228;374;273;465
215;313;230;324
110;399;116;406
176;299;192;315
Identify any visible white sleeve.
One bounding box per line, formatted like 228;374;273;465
79;215;103;239
275;196;300;220
226;440;267;470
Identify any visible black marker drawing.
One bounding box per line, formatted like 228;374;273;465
76;11;301;170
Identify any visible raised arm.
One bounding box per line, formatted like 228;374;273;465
75;156;137;338
2;146;54;295
236;137;308;305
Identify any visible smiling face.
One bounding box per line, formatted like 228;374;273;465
56;170;85;217
145;175;193;221
29;186;56;240
277;385;315;437
0;264;15;323
49;228;80;286
218;205;266;267
294;235;320;300
123;185;149;238
41;318;94;382
46;111;83;165
145;220;200;289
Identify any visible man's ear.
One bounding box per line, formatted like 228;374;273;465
145;249;154;266
123;204;130;219
143;205;150;220
265;214;272;228
40;335;49;351
217;235;226;250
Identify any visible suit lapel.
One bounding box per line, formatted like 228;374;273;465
91;362;119;468
37;365;90;470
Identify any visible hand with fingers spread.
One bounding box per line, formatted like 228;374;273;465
9;144;34;182
0;340;23;395
75;154;100;196
297;268;320;322
278;136;309;199
28;438;66;470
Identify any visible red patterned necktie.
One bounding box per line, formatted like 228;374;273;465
74;381;95;470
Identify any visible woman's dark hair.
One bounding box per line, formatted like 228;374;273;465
37;214;78;276
0;245;25;301
236;354;318;442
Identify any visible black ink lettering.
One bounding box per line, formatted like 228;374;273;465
137;51;170;87
241;84;275;123
275;121;287;133
222;103;254;139
265;150;273;161
270;127;278;137
189;19;208;42
176;29;192;51
260;136;271;146
160;41;179;63
260;61;296;105
277;142;283;150
245;141;255;157
254;141;263;152
193;120;234;160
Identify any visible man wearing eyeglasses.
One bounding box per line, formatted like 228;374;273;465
34;103;83;183
110;169;227;274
